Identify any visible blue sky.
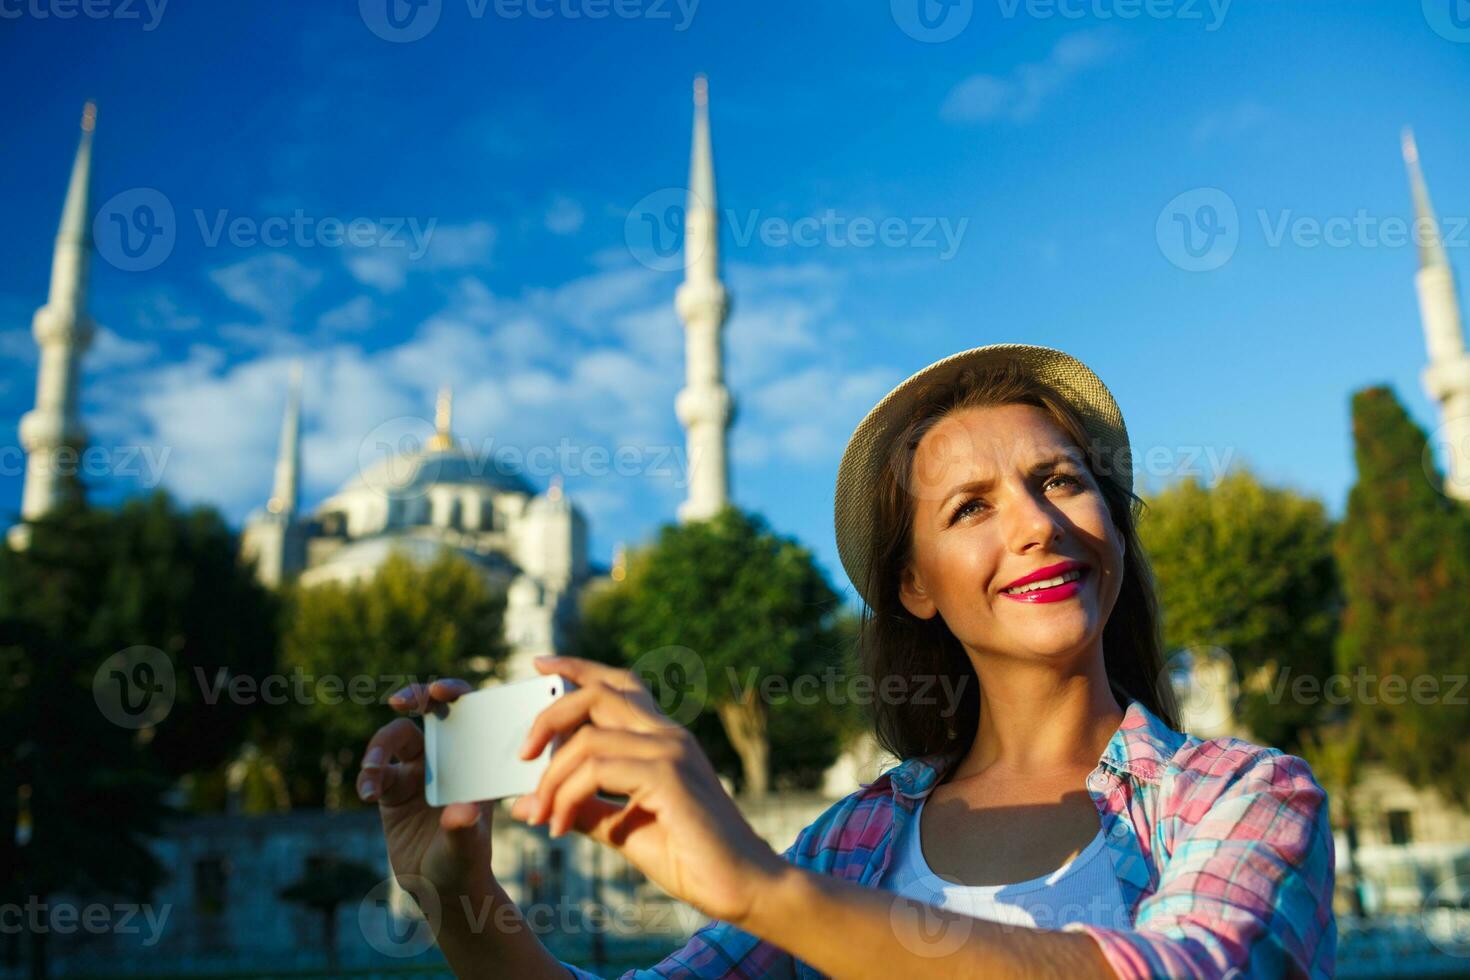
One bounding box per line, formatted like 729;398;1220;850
2;1;1468;605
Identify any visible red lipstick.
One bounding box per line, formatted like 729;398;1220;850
999;560;1089;604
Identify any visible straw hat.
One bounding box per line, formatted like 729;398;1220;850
833;343;1133;608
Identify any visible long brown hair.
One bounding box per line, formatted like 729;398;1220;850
858;358;1180;761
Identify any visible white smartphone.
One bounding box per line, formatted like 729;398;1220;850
424;674;578;806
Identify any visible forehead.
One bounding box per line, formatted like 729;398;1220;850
909;403;1082;497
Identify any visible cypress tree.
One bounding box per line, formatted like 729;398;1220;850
1336;385;1470;807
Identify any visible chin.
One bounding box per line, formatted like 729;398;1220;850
1006;623;1095;657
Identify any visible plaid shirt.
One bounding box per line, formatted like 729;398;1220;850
562;698;1336;979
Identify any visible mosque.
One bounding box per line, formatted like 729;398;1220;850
9;78;737;683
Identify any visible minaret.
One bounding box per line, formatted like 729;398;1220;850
674;75;736;523
426;384;454;451
267;361;303;516
1403;129;1470;501
241;363;308;586
8;103;98;550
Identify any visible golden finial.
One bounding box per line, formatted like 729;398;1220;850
1401;126;1419;166
426;384;454;451
611;541;627;582
81;101;97;134
548;474;563;501
693;74;709;109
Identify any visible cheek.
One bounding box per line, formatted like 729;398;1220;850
1072;497;1119;550
924;526;996;598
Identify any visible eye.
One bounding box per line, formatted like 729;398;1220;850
946;473;1083;525
950;498;982;522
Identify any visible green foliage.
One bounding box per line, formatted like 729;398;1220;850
101;492;280;778
1335;386;1470;806
0;491;276;912
1138;466;1341;753
275;547;508;805
568;506;851;792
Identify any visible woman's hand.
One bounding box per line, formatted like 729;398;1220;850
510;656;788;928
357;679;496;910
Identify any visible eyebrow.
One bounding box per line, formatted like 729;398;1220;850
938;452;1084;508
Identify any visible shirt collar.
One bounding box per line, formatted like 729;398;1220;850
875;697;1186;800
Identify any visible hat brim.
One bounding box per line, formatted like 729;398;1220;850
833;343;1132;609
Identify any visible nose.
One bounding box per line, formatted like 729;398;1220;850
1001;481;1065;555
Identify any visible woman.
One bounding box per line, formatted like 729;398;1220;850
357;343;1337;979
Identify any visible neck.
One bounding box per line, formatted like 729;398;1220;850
947;640;1123;781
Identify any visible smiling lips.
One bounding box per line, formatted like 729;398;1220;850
999;561;1090;603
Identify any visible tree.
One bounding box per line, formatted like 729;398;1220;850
276;547;508;806
98;492;280;780
279;855;383;972
570;506;846;799
1138;466;1341;754
0;491;276;978
1335;386;1470;807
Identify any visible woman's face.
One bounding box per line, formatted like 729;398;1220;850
898;403;1125;668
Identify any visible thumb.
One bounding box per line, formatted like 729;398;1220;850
440;801;490;854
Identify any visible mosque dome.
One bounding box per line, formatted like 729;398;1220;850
331;385;535;500
340;445;535;499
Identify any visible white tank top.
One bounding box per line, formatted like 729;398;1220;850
884;795;1131;931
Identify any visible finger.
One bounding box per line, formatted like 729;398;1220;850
429;677;474;701
545;757;664;839
531;726;673;826
533;656;644;693
520;682;659;761
387;678;473;716
358;717;424;803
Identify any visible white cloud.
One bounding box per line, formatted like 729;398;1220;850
738;363;896;461
545;196;585;236
209;253;323;323
86;326;159;373
317;295;379;333
424;221;496;266
84;255;875;538
345;252;406;292
134;288;202;333
941;30;1117;124
345;221;496;292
